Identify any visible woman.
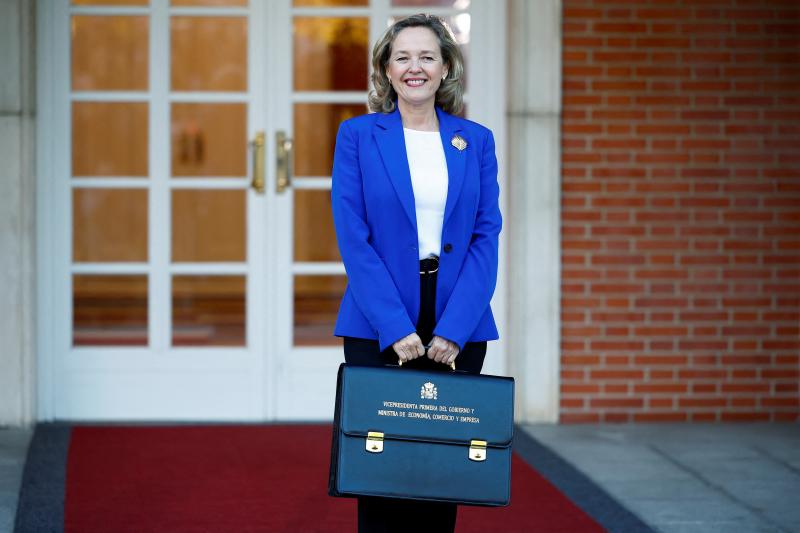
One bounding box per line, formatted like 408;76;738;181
330;13;502;533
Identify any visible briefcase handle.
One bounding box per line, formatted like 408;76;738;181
397;344;457;371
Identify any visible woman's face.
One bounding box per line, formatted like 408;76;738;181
386;27;448;109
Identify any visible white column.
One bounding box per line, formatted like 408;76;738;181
507;0;562;422
0;0;36;427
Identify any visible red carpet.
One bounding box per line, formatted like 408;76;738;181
64;425;605;532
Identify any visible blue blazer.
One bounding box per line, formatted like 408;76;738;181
331;105;502;352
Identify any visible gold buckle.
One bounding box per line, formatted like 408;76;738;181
469;440;487;461
366;431;384;453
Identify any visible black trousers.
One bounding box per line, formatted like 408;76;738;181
342;268;487;533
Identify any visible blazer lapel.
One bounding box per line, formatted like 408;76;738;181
373;106;467;231
374;108;417;231
435;106;466;227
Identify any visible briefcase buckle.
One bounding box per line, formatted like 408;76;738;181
366;431;384;453
469;440;487;461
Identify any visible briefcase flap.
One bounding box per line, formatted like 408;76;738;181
338;364;514;448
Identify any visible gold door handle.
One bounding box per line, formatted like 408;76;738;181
276;130;293;194
250;131;265;194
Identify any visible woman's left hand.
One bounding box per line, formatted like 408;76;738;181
426;336;460;366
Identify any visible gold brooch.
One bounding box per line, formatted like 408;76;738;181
451;135;467;151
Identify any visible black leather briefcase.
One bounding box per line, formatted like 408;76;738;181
328;363;514;506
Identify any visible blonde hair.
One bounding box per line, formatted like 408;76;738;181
368;14;465;115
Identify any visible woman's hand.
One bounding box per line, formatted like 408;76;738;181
426;336;460;366
392;333;425;363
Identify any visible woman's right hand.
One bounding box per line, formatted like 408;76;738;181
392;333;425;363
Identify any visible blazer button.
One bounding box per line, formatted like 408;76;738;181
443;243;453;253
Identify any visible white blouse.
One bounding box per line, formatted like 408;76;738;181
403;128;449;260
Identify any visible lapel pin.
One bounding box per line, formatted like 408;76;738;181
451;135;467;151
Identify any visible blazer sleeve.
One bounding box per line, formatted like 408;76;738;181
331;120;417;351
433;129;502;350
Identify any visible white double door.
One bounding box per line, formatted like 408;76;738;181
38;0;505;421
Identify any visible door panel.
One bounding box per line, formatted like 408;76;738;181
172;0;248;6
292;17;369;92
72;102;149;176
53;0;266;421
293;103;363;177
73;0;150;5
293;274;347;346
171;275;246;346
170;16;247;91
71;15;150;91
72;189;149;262
293;189;339;262
171;189;246;262
170;103;248;177
72;274;149;346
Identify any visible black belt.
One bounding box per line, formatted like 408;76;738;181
419;255;439;275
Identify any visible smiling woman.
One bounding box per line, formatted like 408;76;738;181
329;13;502;533
385;28;449;114
368;14;465;117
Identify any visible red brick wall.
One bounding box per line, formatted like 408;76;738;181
560;0;800;422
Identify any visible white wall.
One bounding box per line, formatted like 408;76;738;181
507;0;562;422
0;0;36;427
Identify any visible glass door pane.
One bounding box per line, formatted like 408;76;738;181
73;189;149;262
172;275;246;346
172;190;246;262
290;13;367;346
71;11;150;347
171;16;247;91
71;15;149;91
72;102;149;177
73;275;148;346
169;11;251;347
170;103;248;177
293;103;363;177
294;275;347;346
293;17;369;91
